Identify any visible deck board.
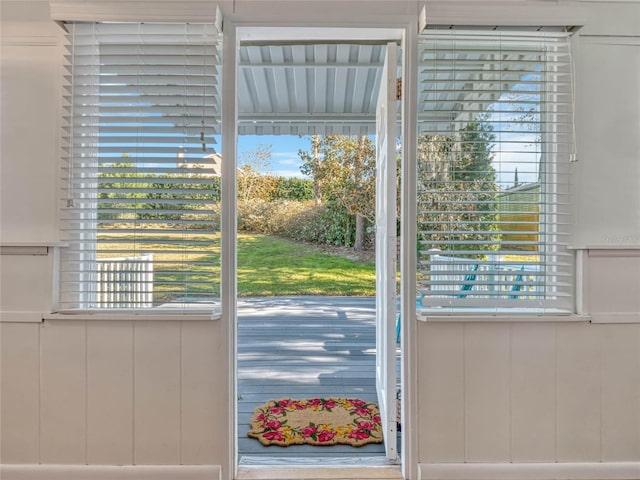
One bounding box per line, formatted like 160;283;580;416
237;296;397;463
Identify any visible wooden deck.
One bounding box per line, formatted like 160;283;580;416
237;296;398;464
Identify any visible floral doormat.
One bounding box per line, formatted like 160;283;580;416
247;397;384;447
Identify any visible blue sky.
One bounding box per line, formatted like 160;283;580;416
237;135;312;178
237;128;540;187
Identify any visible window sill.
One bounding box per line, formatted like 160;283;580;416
43;311;222;322
417;310;590;323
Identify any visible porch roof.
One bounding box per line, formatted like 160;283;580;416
234;27;571;136
237;41;389;136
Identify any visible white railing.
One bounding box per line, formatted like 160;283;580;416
96;254;154;308
423;249;541;300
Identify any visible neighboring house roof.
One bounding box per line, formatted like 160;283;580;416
498;182;541;196
178;152;222;177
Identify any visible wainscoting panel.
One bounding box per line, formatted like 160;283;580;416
600;323;640;460
1;319;229;468
464;324;511;462
133;321;182;465
418;319;640;464
181;321;224;464
40;320;88;464
556;323;602;462
419;323;465;462
0;322;40;463
86;321;134;465
509;323;557;462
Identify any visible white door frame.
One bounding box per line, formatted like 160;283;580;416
221;21;419;480
398;18;419;480
221;18;239;480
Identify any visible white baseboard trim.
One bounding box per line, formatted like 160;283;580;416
0;464;221;480
419;462;640;480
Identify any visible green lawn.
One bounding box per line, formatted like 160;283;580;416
98;232;375;298
238;234;375;296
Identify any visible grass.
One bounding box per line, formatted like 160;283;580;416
237;234;375;296
97;232;375;299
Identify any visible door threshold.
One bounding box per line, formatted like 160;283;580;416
236;463;402;480
239;456;399;466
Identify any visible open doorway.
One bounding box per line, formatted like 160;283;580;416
233;28;403;469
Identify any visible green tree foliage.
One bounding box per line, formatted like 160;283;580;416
417;121;499;257
299;135;376;250
273;177;314;201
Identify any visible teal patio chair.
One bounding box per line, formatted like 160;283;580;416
508;266;525;299
456;263;479;298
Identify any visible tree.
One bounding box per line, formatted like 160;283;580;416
237;144;275;202
417;120;499;257
299;135;376;250
308;134;322;203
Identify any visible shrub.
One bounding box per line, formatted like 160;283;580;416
274;177;314;201
237;199;375;247
238;199;323;241
238;173;314;202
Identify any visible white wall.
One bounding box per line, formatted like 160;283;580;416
0;1;61;318
1;1;640;479
573;2;640;248
0;0;61;243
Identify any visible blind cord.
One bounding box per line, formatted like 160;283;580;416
66;24;77;208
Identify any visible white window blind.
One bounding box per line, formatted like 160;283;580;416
416;28;574;313
59;22;222;312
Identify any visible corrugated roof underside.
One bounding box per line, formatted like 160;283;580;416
237;43;386;135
